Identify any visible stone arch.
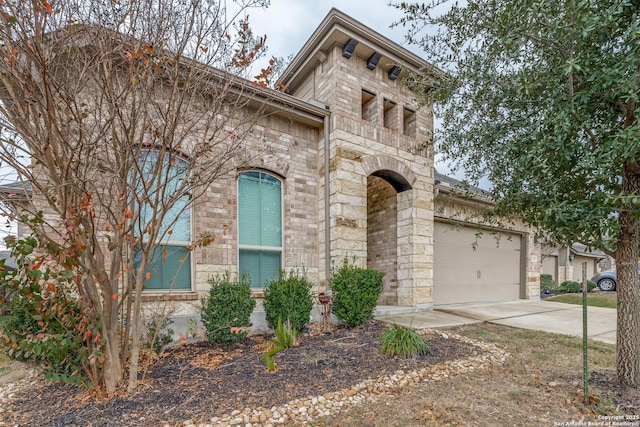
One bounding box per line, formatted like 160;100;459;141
362;156;416;306
237;155;289;179
362;155;416;191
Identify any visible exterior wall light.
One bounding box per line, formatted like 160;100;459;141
342;39;358;58
366;52;381;70
388;65;401;80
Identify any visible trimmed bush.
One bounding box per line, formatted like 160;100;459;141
263;269;313;331
201;272;256;343
330;258;384;327
559;280;597;293
540;274;557;293
379;323;431;358
559;281;581;293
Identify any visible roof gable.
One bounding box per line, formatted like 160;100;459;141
279;8;440;94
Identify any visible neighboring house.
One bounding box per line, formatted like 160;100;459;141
542;243;609;284
0;251;17;271
7;9;542;327
0;250;17;315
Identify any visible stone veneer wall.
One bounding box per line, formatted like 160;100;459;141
299;44;436;308
29;112;324;318
367;176;398;305
184;115;323;314
19;106;325;320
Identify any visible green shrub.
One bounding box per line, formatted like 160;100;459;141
263;269;313;331
559;280;596;293
201;272;256;343
330;258;384;327
540;274;557;293
0;234;98;385
559;281;581;293
379;323;431;358
142;313;174;354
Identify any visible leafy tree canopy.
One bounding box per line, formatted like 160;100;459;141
395;0;640;387
397;0;640;254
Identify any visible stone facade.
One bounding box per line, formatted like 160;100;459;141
301;46;435;308
367;176;398;305
193;115;322;286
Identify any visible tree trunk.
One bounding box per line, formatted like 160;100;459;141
615;165;640;387
127;274;145;393
102;324;123;394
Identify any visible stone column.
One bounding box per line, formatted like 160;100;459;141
396;189;434;308
330;157;368;267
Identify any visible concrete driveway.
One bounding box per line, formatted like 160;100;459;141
375;299;617;345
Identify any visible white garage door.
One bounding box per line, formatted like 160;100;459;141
434;222;523;306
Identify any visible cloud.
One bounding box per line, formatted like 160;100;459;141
246;0;419;60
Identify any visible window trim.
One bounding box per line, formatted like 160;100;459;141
237;170;284;289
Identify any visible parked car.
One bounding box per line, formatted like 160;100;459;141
591;262;640;291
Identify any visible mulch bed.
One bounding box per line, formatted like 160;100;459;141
589;370;640;414
6;321;480;426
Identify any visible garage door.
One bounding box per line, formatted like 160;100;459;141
434;222;523;306
542;256;558;282
571;256;596;282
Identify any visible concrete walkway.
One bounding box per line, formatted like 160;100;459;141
375;299;617;345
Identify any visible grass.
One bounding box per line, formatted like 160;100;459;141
379;323;431;358
546;292;617;308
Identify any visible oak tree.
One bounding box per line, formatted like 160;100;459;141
396;0;640;385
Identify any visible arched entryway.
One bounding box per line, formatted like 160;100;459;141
366;168;412;306
329;153;432;309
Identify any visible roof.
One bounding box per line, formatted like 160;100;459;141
434;171;491;201
279;8;442;94
0;181;31;199
0;251;17;270
570;243;606;259
15;24;331;129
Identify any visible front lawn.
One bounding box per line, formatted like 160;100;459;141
317;324;638;426
546;292;617;309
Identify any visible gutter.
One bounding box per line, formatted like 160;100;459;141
324;114;331;291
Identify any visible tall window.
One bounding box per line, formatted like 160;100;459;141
136;150;191;291
238;171;282;288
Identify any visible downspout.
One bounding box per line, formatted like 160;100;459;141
324;114;331;292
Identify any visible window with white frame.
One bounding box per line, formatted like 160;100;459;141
238;171;282;288
135;150;192;291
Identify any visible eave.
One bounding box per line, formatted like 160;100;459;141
279;8;443;95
